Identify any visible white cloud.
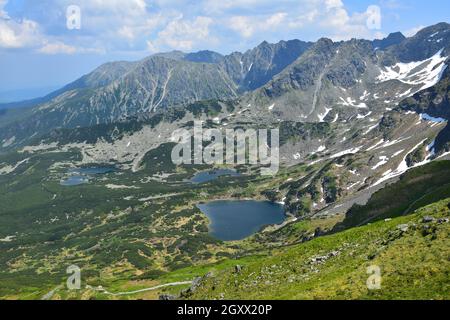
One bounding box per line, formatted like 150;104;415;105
118;26;135;41
380;0;405;10
267;12;288;27
36;40;104;55
38;41;77;54
115;13;168;43
229;12;287;38
0;0;6;18
0;0;418;55
203;0;273;14
288;9;318;29
78;0;147;16
156;15;215;51
223;0;384;41
0;0;43;48
229;16;253;38
289;0;383;40
0;17;42;49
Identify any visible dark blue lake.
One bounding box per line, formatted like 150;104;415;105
197;200;286;241
190;169;241;184
60;167;116;186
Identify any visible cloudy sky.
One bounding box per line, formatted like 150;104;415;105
0;0;449;100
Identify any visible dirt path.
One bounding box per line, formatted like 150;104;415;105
87;281;193;296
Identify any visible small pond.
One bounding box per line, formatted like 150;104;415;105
60;167;116;186
190;169;241;184
197;200;286;241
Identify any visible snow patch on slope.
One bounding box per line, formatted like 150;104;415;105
371;139;429;187
330;147;361;159
372;156;389;170
318;107;332;122
377;49;448;91
338;97;368;109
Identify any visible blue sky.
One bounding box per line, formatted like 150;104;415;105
0;0;449;100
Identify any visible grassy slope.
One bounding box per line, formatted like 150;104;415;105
187;198;450;300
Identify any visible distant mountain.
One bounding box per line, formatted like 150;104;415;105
220;40;313;91
184;50;224;64
384;22;450;63
0;39;312;147
372;32;406;50
153;40;313;92
0;55;240;147
0;61;134;111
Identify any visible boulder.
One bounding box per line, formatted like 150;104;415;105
437;218;449;224
159;294;177;300
422;216;435;223
397;224;409;232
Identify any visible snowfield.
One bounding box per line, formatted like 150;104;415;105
377;48;448;91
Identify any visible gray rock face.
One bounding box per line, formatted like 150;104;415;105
228;39;313;92
90;55;238;113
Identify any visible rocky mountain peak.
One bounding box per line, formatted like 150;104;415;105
184;50;224;64
388;22;450;62
373;32;406;50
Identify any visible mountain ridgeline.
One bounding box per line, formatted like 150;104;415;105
0;26;420;149
0;23;449;155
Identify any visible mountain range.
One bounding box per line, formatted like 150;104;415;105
1;23;449;150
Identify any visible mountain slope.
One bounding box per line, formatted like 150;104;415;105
185;196;450;300
336;160;450;229
221;40;312;92
0;56;239;149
